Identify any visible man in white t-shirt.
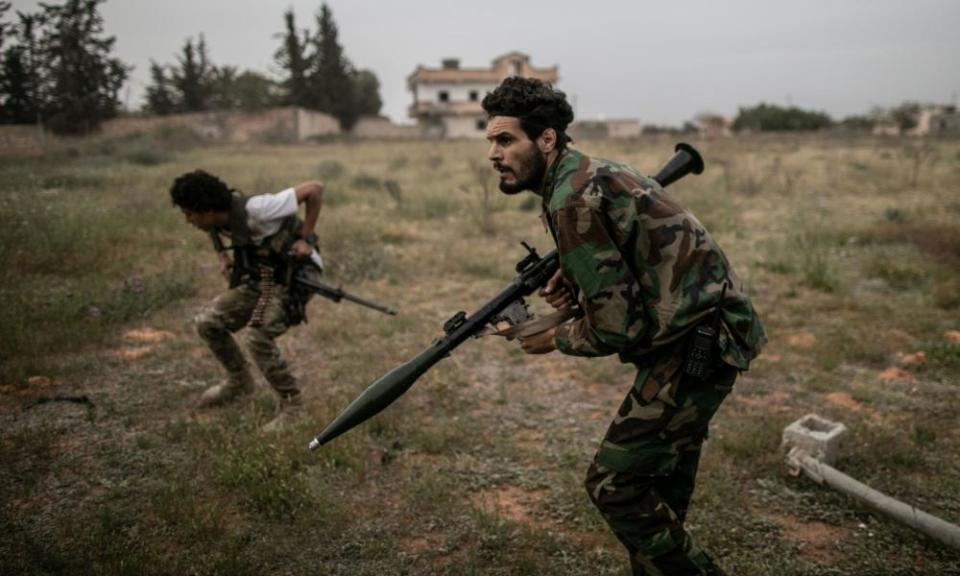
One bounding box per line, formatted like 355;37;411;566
170;169;324;432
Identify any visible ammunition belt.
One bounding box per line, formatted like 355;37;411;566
250;263;278;327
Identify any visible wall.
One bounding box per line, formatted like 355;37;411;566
0;107;344;153
352;116;422;139
444;116;486;139
296;108;341;140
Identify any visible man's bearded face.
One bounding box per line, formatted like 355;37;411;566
485;116;548;195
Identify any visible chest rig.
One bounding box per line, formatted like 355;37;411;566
221;192;304;289
208;192;311;327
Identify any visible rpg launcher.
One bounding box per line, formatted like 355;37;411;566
308;143;705;450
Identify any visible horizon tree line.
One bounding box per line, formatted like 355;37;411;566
0;1;381;134
0;1;951;136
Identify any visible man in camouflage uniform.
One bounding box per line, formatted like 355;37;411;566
170;170;325;432
482;77;765;575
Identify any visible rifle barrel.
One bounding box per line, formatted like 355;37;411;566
295;276;398;316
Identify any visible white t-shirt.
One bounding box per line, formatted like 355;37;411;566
245;187;298;243
244;187;325;270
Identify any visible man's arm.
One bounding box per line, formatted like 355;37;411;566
291;181;324;258
549;204;650;357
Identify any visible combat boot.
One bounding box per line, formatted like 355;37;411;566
262;393;304;433
197;371;255;408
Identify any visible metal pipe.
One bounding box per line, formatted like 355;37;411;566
787;448;960;550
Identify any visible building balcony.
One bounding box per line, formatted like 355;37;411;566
409;100;485;119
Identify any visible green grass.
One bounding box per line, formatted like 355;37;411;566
1;133;959;575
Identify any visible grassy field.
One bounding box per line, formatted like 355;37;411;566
1;129;958;575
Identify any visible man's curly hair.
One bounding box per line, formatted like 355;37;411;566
169;169;233;213
481;76;575;150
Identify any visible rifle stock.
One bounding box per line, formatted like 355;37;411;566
308;143;704;450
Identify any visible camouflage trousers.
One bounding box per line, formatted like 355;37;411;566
194;284;300;398
585;344;736;576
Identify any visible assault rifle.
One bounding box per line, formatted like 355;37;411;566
308;143;704;449
291;271;397;316
209;233;397;316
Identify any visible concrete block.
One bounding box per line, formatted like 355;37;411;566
781;413;848;465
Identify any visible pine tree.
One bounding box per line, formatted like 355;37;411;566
0;1;11;51
171;35;212;112
311;3;356;129
144;61;175;115
274;8;311;108
38;0;128;134
1;12;43;124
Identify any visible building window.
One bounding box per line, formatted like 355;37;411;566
476;118;486;131
438;91;449;103
469;90;478;102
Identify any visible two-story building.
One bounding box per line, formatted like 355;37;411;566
407;52;559;138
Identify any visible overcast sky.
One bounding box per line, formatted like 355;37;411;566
9;0;960;125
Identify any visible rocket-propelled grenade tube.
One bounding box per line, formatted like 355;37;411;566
308;143;705;450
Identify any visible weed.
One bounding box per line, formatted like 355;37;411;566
351;172;383;190
923;340;960;377
862;255;926;290
316;159;345;181
216;436;310;519
882;207;907;223
389;154;410;170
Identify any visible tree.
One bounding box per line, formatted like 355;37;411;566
144;61;176;115
839;114;874;131
272;3;382;130
170;35;212;112
1;12;44;124
0;1;11;51
352;69;381;116
732;103;832;132
311;3;357;129
889;101;921;131
229;70;278;111
274;8;311;108
37;0;129;134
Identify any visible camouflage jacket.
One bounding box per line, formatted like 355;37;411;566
543;148;766;370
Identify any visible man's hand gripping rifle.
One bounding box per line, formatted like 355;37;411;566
208;234;397;317
308;143;704;450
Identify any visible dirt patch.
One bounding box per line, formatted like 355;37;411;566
112;346;155;360
878;367;915;383
398;532;446;555
897;351;926;366
787;332;817;348
771;513;848;563
737;389;791;412
471;484;548;526
759;352;782;363
123;327;176;343
824;392;862;411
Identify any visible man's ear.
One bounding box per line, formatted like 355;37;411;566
537;128;557;154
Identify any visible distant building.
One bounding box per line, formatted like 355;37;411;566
694;113;732;138
909;106;951;136
873;105;957;136
407;52;558;138
872;115;901;136
931;111;960;135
